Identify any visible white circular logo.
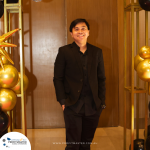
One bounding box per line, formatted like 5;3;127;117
0;132;31;150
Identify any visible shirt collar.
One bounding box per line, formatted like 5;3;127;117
72;42;88;52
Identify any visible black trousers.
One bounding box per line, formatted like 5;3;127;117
63;104;102;150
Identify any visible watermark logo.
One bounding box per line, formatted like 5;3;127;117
0;132;31;150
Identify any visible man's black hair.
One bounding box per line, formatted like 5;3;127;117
69;18;90;32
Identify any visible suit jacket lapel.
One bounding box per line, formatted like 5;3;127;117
87;43;94;77
71;42;83;76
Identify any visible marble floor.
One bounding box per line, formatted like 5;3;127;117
14;127;145;150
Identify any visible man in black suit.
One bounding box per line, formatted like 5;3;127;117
53;18;106;150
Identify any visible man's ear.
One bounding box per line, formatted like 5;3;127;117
88;30;90;37
70;32;73;37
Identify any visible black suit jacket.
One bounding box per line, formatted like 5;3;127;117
53;42;106;110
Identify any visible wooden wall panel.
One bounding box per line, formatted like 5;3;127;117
13;0;66;128
66;0;119;127
118;0;125;127
117;0;132;128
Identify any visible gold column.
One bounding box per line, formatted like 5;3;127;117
136;8;139;140
131;1;135;150
124;0;127;149
144;11;148;150
19;0;27;136
4;0;7;47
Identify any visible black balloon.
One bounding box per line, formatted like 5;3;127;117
1;0;18;5
147;125;150;136
139;0;150;11
0;111;9;133
146;136;150;150
7;0;18;3
129;139;144;150
0;1;4;18
0;128;8;138
144;125;150;137
0;0;19;18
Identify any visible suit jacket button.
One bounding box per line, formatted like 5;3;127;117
78;90;80;93
80;79;83;82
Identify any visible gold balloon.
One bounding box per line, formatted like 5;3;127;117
1;55;10;65
134;55;144;71
137;59;150;82
0;65;18;88
139;46;150;59
0;88;17;111
11;72;29;94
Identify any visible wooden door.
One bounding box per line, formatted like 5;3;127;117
14;0;66;128
66;0;119;127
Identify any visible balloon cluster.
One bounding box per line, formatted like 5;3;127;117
134;46;150;82
0;29;29;136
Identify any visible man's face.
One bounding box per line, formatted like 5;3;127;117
70;22;89;43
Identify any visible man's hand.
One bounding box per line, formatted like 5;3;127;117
62;105;65;111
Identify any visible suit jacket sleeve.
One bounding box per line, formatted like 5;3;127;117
53;48;66;105
97;49;106;105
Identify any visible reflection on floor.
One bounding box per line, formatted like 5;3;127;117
14;127;145;150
